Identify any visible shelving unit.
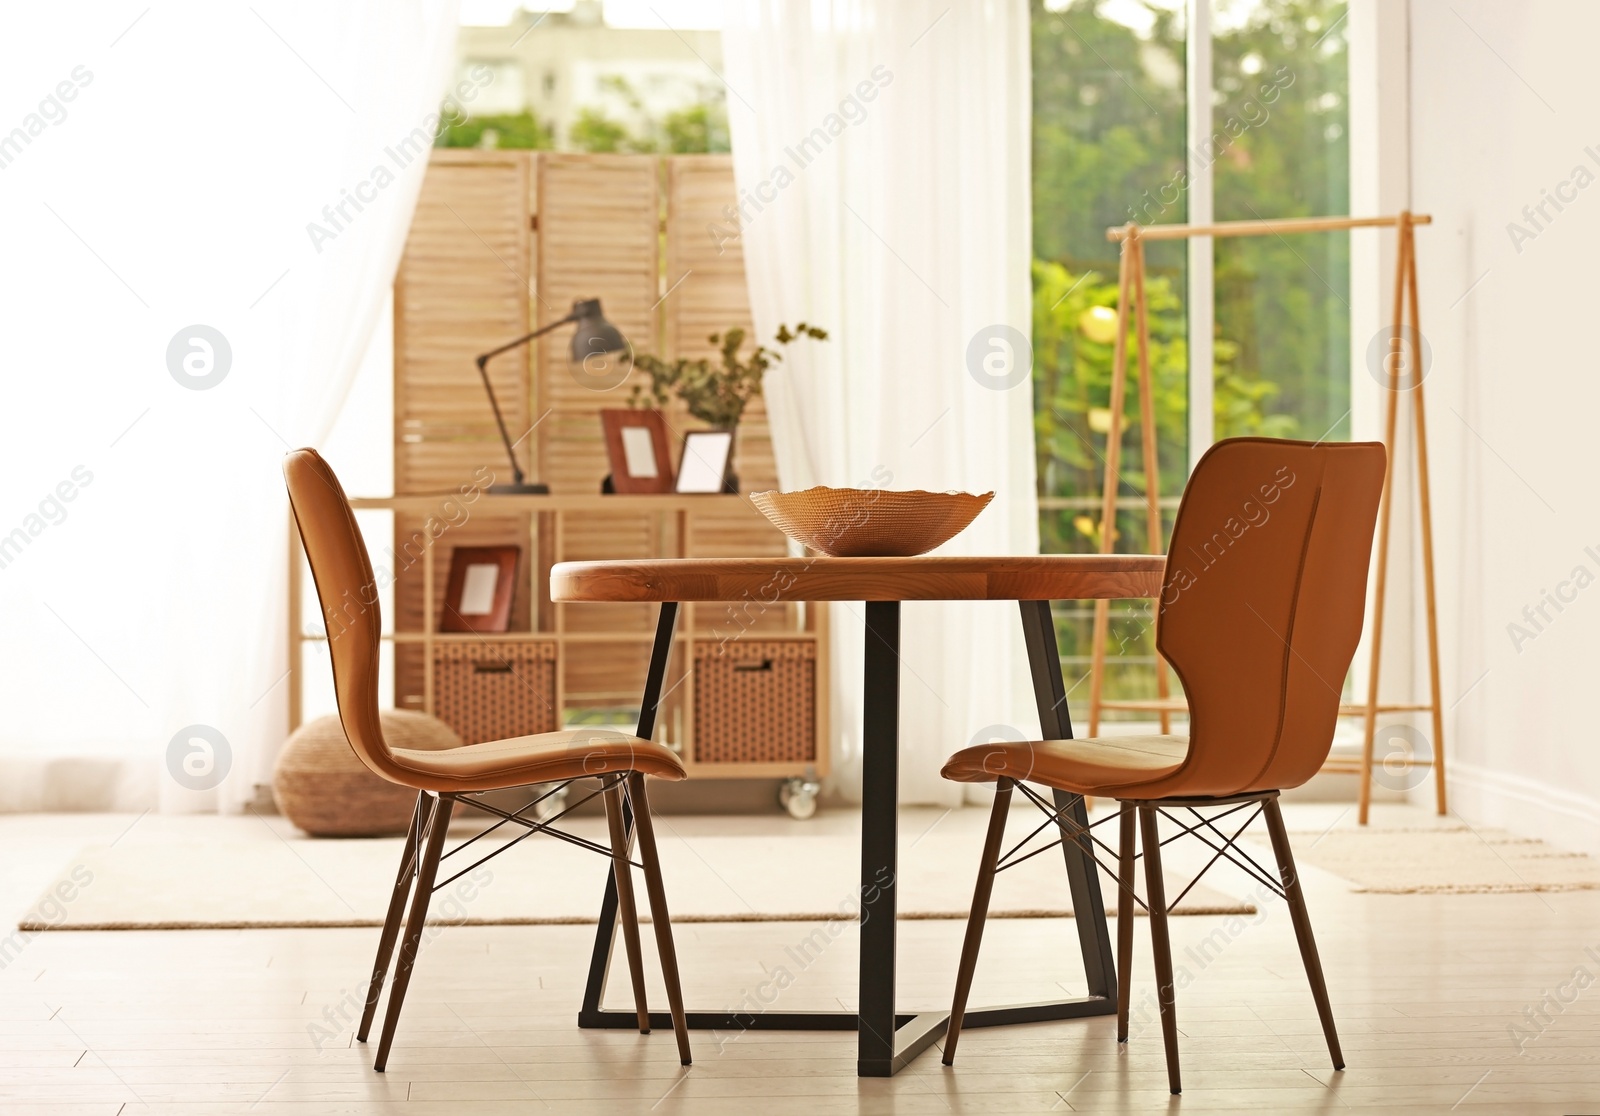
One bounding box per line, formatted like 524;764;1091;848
288;493;829;782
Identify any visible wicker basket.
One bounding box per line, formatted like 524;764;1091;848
693;641;816;765
433;639;559;745
748;487;994;557
273;710;461;837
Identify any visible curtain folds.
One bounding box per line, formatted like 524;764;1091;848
722;0;1038;804
0;1;460;812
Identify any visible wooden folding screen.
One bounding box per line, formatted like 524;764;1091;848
391;151;786;717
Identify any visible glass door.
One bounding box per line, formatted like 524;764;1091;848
1031;0;1351;718
1031;0;1189;704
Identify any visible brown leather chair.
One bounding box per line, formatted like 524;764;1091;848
283;448;690;1071
939;437;1385;1094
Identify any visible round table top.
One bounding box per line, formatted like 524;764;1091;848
550;554;1166;603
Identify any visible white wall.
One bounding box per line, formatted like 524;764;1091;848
1410;0;1600;851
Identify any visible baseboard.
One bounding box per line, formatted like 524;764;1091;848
1447;760;1600;856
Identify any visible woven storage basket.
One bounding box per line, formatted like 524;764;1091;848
748;487;994;557
433;639;559;745
693;641;816;764
273;710;461;837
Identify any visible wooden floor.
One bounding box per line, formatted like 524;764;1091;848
3;802;1600;1114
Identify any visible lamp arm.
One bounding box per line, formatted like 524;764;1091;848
475;311;577;365
473;311;578;486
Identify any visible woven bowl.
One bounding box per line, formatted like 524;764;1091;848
273;710;462;837
749;487;994;557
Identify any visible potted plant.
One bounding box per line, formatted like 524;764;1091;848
629;322;828;491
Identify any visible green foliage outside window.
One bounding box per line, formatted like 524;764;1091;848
659;101;731;155
435;111;554;150
434;75;728;154
569;77;730;154
1032;259;1296;557
567;107;638;153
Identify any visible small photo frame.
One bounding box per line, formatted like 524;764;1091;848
600;409;675;494
675;430;734;494
441;546;519;633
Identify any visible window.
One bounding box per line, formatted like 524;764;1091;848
446;8;728;153
1212;1;1352;444
1031;0;1350;716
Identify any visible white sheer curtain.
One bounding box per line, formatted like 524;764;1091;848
0;2;459;812
723;0;1038;804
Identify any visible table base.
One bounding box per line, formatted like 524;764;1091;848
579;996;1116;1076
577;599;1119;1077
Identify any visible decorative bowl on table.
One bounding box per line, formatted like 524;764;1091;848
748;487;994;557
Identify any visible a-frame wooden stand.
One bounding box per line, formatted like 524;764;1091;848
1085;211;1445;824
1085;226;1175;738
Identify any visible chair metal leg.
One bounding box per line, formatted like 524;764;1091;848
1262;796;1345;1071
603;780;652;1034
943;777;1014;1066
628;774;692;1065
1137;805;1181;1095
357;792;429;1043
1115;801;1136;1043
374;793;454;1072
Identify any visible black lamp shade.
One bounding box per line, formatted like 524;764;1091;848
568;298;629;362
566;299;633;392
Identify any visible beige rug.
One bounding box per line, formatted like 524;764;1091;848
1286;825;1600;894
19;821;1251;930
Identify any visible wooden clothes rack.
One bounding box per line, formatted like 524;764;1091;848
1084;211;1445;824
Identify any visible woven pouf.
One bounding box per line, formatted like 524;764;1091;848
273;710;462;837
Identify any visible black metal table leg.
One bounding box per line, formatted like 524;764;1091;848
928;602;1116;1034
1018;600;1117;1000
578;602;676;1029
940;603;1118;1034
858;601;946;1075
857;600;900;1074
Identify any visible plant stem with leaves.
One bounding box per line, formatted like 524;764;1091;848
631;323;828;428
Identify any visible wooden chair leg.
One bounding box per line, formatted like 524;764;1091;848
603;780;652;1034
1137;804;1181;1095
1262;796;1345;1071
357;792;429;1043
943;778;1014;1066
374;793;453;1072
628;774;691;1066
1116;801;1136;1043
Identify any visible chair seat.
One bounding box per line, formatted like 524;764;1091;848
941;734;1188;797
389;729;687;793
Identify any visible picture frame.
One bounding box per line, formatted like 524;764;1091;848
440;546;520;633
675;429;735;494
600;409;675;494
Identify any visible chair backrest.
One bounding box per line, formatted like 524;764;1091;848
1156;437;1386;797
283;449;409;786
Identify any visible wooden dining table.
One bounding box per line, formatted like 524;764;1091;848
551;554;1167;1077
